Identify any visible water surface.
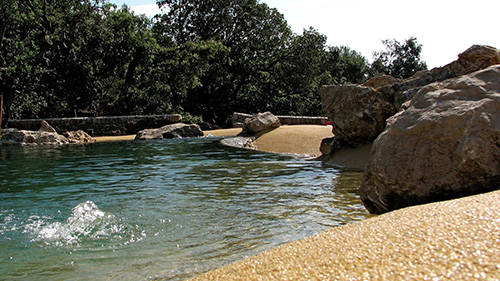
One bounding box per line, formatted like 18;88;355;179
0;138;369;280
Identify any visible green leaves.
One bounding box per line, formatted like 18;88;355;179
371;37;428;79
1;0;429;128
156;0;295;124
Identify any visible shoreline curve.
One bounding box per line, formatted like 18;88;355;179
189;190;500;280
94;125;335;158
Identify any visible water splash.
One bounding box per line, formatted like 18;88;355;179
26;201;134;246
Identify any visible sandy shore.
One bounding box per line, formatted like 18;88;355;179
253;125;333;157
190;190;500;280
94;135;136;142
93;126;499;280
204;125;334;157
95;125;334;157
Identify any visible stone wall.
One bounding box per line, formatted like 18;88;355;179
7;114;182;136
232;112;328;128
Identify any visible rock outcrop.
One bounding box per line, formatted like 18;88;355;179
135;123;204;140
63;130;95;144
0;121;94;145
241;112;280;134
7;114;182;136
320;45;500;153
359;65;500;214
39;120;58;133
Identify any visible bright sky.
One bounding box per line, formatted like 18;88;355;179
111;0;500;69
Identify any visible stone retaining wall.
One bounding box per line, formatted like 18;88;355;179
232;112;329;128
7;114;182;136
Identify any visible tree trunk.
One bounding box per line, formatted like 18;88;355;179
0;93;3;133
124;49;144;85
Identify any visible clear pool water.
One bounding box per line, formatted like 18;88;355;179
0;138;369;280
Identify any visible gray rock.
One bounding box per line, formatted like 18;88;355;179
0;130;69;145
0;127;95;145
359;65;500;214
63;130;95;144
33;131;69;145
135;123;204;140
242;112;280;134
39;120;58;133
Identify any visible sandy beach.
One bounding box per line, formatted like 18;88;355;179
95;125;334;157
190;190;500;280
251;125;332;157
94;135;136;142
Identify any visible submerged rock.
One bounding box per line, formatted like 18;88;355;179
359;65;500;214
135;123;204;140
220;137;257;150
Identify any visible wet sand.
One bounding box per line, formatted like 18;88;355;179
190;190;500;280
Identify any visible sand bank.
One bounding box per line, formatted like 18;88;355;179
94;135;135;143
93;125;333;158
205;125;333;157
190;190;500;280
203;128;242;137
253;125;332;157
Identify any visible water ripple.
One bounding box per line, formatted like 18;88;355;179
0;138;370;280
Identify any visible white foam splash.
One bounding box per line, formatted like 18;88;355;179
28;201;124;246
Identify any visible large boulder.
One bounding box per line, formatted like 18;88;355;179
359;65;500;214
320;45;500;152
387;44;500;110
135;123;204;140
321;85;395;148
241;112;280;134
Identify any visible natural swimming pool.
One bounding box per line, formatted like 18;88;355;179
0;138;369;280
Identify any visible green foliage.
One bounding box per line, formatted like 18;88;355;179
324;46;369;85
1;0;429;128
370;37;428;79
249;27;329;116
156;0;294;125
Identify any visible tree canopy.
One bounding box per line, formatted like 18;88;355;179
370;37;428;79
1;0;428;127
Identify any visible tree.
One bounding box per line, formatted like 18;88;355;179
0;0;116;123
1;0;45;126
324;46;368;85
246;28;331;116
155;0;293;125
1;0;181;122
370;37;427;79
